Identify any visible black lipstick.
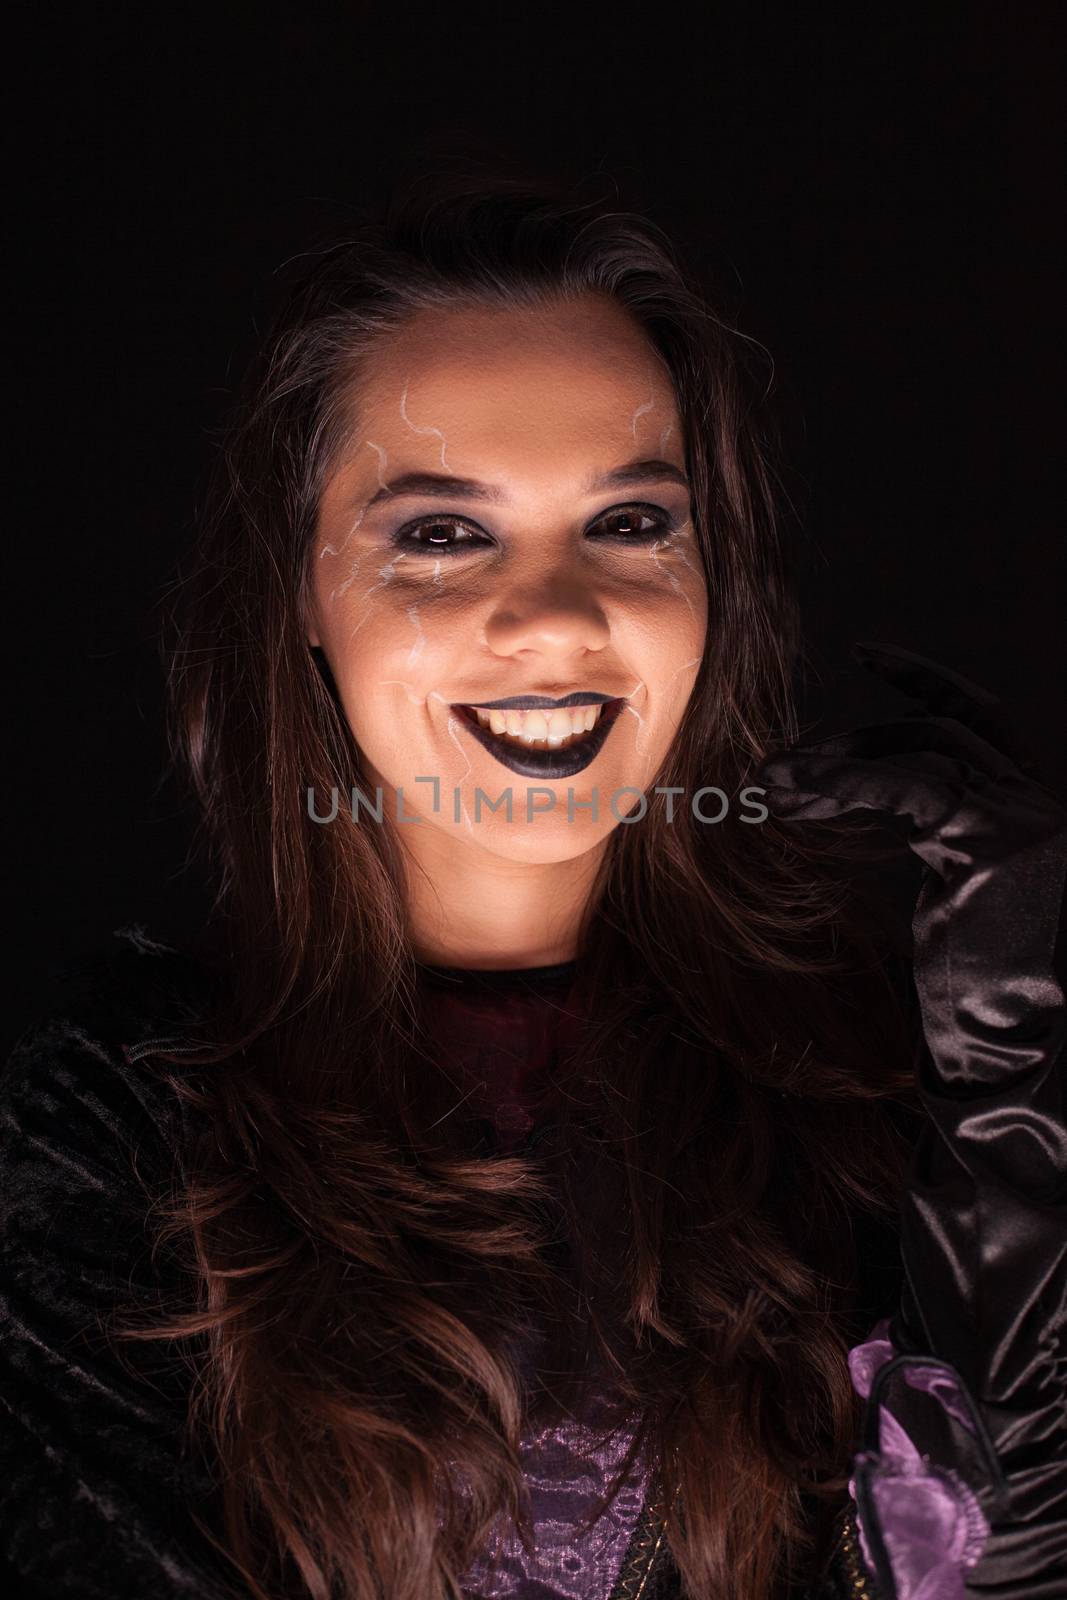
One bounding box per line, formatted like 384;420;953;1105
452;697;627;780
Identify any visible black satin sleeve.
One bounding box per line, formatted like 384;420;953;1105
0;932;239;1599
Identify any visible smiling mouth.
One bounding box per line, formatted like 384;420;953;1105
452;697;627;778
461;701;608;750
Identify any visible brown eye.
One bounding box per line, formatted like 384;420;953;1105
591;506;676;544
394;517;491;555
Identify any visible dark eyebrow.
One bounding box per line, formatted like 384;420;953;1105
357;458;691;514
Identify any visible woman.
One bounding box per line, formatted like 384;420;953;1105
2;170;1064;1600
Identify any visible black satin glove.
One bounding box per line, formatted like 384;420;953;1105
755;641;1067;1599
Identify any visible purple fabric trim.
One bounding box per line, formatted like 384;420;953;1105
847;1321;990;1599
458;1382;652;1599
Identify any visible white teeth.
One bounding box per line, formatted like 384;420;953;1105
470;703;604;748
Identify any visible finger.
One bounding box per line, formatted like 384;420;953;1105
755;748;965;833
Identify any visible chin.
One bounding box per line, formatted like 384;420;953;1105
475;821;614;866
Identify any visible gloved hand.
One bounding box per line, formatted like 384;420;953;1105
754;641;1067;1600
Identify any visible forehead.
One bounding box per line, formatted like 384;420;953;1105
347;294;681;462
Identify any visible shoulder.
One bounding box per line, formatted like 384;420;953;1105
1;923;227;1190
12;921;226;1047
0;927;244;1599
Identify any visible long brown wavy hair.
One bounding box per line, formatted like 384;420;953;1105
113;164;919;1600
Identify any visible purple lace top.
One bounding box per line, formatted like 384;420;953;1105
417;959;655;1599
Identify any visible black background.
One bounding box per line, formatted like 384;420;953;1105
5;3;1064;1053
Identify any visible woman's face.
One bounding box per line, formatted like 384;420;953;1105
308;293;707;869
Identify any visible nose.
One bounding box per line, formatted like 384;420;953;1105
481;568;611;661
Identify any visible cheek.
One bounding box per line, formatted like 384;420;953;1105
318;584;466;758
616;586;706;675
318;572;422;681
609;603;705;750
612;543;707;637
647;543;708;644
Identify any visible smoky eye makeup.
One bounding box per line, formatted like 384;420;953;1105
384;502;688;558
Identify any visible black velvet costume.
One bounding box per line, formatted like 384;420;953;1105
0;926;896;1598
